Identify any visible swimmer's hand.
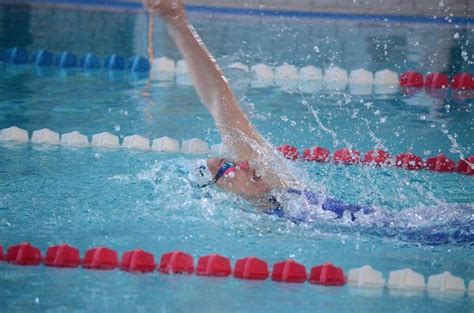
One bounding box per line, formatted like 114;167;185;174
143;0;186;22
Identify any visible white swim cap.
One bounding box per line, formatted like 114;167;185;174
192;159;213;187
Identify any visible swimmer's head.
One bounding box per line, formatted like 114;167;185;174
206;158;271;199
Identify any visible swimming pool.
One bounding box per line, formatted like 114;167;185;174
0;3;473;312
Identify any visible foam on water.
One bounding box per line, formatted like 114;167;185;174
107;154;473;246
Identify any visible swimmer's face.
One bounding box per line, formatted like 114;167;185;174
207;158;270;199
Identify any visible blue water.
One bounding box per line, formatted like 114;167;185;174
1;4;473;313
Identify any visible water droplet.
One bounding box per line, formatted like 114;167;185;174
454;32;459;39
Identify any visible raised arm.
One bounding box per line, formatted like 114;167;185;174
145;0;300;189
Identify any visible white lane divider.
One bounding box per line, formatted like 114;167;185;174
374;69;399;95
275;64;299;83
323;66;349;91
31;128;60;145
151;136;180;153
348;265;386;288
349;68;374;96
61;131;89;147
0;126;29;142
1;126;221;155
122;134;150;150
150;57;176;81
228;62;249;72
387;268;426;290
221;63;401;95
91;132;120;148
427;271;467;294
299;65;322;82
250;63;274;88
181;138;209;154
210;143;230;156
176;59;193;86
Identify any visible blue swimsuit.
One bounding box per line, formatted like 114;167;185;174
265;188;374;223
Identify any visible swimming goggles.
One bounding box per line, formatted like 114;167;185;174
213;159;236;183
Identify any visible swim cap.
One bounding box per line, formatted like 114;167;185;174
192;160;213;187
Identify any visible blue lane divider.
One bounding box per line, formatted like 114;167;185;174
55;51;78;68
0;47;151;72
0;49;6;62
79;53;102;69
104;54;125;70
127;56;151;72
6;47;29;64
32;49;54;66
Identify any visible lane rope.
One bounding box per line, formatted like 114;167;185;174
1;242;472;296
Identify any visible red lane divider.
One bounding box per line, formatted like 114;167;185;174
277;144;299;160
196;254;231;277
426;154;455;172
363;150;391;166
45;244;81;268
309;263;346;286
303;146;330;162
0;242;349;287
6;242;42;265
159;251;194;274
0;242;470;293
333;148;360;165
457;156;474;175
400;71;424;88
276;145;473;176
395;153;424;170
120;249;156;273
82;247;118;270
272;259;307;283
425;73;450;89
400;71;474;90
452;73;474;90
234;256;269;280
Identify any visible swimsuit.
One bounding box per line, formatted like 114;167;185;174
265;188;374;223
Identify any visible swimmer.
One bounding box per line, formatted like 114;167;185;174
144;0;374;221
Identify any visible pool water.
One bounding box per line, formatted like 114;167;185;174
0;4;473;313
